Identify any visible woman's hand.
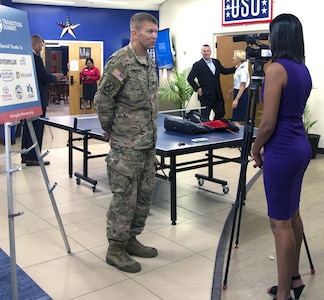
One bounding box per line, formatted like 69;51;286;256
232;99;238;109
251;145;264;168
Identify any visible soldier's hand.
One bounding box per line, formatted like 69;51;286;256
102;132;109;141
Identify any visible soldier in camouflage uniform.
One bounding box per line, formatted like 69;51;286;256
94;12;159;273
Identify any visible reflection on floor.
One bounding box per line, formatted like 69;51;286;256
0;104;323;299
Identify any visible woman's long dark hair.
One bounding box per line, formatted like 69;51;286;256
269;14;305;63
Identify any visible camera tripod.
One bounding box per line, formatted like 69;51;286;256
210;78;315;299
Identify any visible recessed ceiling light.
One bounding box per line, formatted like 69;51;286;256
86;0;129;5
33;0;75;4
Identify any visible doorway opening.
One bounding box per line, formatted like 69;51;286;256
43;40;103;115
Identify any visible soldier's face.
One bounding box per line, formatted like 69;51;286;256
134;21;158;50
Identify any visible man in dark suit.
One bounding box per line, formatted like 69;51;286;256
187;44;235;120
21;34;62;166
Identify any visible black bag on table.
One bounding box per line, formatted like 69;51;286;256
164;115;214;135
185;110;239;132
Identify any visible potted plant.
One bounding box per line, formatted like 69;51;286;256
158;68;194;113
303;103;320;159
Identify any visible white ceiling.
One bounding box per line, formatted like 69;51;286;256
12;0;166;10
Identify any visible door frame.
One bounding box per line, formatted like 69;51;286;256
213;31;269;126
44;40;104;115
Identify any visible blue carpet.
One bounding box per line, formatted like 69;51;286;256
0;248;52;300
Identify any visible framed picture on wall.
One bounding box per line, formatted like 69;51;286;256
79;47;91;59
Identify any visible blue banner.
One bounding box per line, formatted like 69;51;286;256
222;0;272;26
0;5;42;124
155;28;174;69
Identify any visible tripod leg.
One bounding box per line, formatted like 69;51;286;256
222;192;242;290
303;232;315;274
219;82;261;292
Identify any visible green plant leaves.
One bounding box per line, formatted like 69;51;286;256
158;68;194;109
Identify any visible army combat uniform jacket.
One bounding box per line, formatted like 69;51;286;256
94;44;158;150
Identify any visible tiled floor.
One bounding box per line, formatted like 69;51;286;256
0;104;323;299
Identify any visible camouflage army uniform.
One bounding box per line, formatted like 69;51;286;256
94;44;158;243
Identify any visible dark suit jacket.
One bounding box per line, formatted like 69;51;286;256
187;58;235;103
21;53;58;161
34;52;57;115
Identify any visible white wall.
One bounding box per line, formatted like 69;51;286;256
159;0;324;148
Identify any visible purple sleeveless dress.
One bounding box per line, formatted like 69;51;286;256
262;58;312;220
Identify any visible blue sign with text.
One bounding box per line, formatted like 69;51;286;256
222;0;272;26
0;5;41;124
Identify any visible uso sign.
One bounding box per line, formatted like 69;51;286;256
222;0;273;26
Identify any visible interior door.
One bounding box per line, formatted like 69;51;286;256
215;35;269;127
68;42;103;115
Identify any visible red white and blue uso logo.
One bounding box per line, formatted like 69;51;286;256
222;0;273;26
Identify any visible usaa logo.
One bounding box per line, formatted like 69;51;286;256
26;83;34;98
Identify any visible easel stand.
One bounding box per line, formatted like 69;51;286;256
210;78;315;299
4;118;71;300
26;118;71;252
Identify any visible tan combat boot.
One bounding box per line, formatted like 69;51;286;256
125;236;158;258
106;240;141;273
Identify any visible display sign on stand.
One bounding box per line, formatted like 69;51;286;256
1;5;46;300
0;5;42;124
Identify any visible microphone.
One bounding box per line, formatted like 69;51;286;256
232;35;247;42
257;33;269;40
233;33;269;43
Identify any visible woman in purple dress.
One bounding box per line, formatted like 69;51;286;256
251;14;312;300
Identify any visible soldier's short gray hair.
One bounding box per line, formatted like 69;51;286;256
130;12;158;31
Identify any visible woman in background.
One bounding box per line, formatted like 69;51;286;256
226;49;250;125
80;57;100;113
251;14;312;300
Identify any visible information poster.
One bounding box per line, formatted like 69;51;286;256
155;28;174;69
0;5;42;124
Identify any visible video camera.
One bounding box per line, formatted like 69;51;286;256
233;33;271;80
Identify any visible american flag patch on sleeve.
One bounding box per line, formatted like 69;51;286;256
112;68;125;82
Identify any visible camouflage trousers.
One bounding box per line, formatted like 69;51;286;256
105;146;156;242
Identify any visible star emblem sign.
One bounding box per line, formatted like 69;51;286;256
57;15;80;38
